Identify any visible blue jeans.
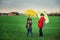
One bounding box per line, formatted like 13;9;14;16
27;27;33;36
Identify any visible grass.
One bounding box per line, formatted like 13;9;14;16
0;15;60;40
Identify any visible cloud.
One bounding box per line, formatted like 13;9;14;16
0;0;60;13
0;0;60;8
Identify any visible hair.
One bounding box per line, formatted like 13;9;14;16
40;13;44;16
27;17;32;21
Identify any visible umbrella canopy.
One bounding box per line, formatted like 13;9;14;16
37;11;49;24
24;9;37;17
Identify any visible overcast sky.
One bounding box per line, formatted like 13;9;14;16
0;0;60;13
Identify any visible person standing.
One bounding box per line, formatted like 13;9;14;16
26;17;33;37
38;14;45;37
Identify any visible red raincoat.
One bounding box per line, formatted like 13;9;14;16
38;17;45;28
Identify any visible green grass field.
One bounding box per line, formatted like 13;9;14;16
0;15;60;40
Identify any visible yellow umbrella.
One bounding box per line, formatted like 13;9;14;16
37;11;49;24
24;9;37;17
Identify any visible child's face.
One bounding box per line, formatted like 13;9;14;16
41;15;44;17
28;20;32;23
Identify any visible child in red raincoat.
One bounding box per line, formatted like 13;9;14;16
38;14;45;37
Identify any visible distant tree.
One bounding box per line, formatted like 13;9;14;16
11;12;20;16
0;13;1;16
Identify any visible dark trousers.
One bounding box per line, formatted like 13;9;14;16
27;28;32;36
39;28;43;37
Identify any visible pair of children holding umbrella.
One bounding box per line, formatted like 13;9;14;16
26;14;45;37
